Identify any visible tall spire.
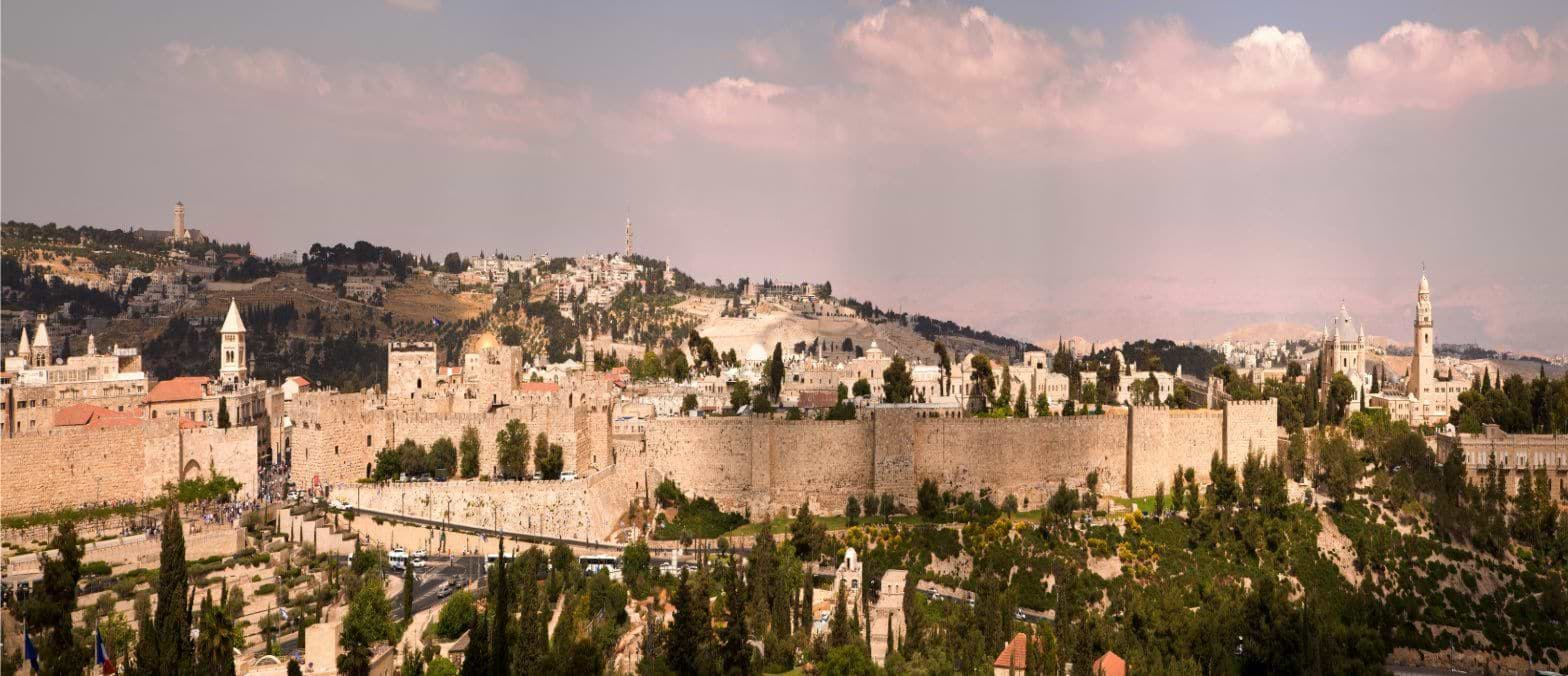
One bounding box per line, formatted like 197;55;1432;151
624;213;633;258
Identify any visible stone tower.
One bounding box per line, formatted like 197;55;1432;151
219;298;248;383
624;215;633;258
30;319;51;368
173;201;186;240
1409;272;1435;400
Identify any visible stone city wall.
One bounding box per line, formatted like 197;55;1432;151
288;391;612;486
1;418;262;518
1223;399;1280;466
0;423;152;517
1126;408;1223;498
907;415;1130;510
311;400;1275;541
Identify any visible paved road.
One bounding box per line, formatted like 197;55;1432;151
273;555;479;658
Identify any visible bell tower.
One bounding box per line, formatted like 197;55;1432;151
1410;272;1434;400
173;201;187;241
219;299;248;383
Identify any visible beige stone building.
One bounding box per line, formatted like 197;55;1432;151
1370;273;1471;425
3;319;148;438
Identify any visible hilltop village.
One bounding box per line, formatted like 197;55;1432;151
3;210;1567;675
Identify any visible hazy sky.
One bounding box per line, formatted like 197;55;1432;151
5;1;1566;353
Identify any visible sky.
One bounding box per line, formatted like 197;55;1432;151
4;1;1567;354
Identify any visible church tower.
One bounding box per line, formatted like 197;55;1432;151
1409;272;1435;400
30;319;51;368
219;299;248;383
173;201;187;241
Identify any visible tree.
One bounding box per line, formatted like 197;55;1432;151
720;563;752;675
402;559;415;622
195;586;237;676
1286;431;1308;482
443;252;463;273
623;540;652;593
883;355;914;403
1184;466;1200;516
969;354;995;411
1154;481;1166;517
852;378;872;399
429;437;458;479
767;342;785;402
829;587;853;648
934;340;952;396
340;573;395;675
845;496;862;525
730;380;752;411
1313;430;1361;506
459;426;480;478
136;506;193;675
789;502;827;562
21;521;87;674
217;396;230;428
1085;470;1100;512
1172;468;1186;518
681;393;699;415
1014;384;1030;418
668;571;712;675
433;590;477;640
1208;452;1239;509
495;419;530;479
917;479;942;521
1326;373;1356;425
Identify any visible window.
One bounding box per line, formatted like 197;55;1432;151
367;434;372;446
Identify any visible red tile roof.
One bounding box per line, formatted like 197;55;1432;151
994;632;1030;670
146;376;210;404
1093;651;1126;676
518;382;560;393
53;403;143;429
287;376;311;386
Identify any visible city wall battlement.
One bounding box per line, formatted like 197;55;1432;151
321;400;1275;540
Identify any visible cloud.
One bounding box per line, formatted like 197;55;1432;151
626;3;1562;159
384;0;439;12
157;44;583;152
1337;22;1566;114
641;77;843;153
2;57;95;99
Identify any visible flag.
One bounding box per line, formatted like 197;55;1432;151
95;627;117;674
431;317;444;327
23;626;39;672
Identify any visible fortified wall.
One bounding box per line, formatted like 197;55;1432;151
288;389;612;487
0;419;260;517
338;400;1276;541
631;400;1278;517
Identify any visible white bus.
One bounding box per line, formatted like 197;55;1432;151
580;554;619;576
389;548;408;571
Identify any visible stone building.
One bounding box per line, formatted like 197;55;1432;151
869;569;908;666
3;319;149;438
1437;425;1568;503
1320;302;1370;413
1370;273;1471;425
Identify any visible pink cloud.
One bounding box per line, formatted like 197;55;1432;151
157;44;583;152
1337;22;1565;114
642;77;844;153
628;4;1562;159
2;57;95;99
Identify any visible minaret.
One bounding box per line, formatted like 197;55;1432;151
1410;272;1435;400
219;299;248;383
624;215;633;258
87;334;97;356
173;201;186;240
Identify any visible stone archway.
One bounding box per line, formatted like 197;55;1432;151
181;459;203;481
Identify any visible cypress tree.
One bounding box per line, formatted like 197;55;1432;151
402;558;415;622
720;564;752;675
489;540;511;675
137;505;193;675
21;521;88;674
459;611;489;676
669;570;711;675
217;396;230;429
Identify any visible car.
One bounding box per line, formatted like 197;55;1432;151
559;471;577;482
437;581;455;598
